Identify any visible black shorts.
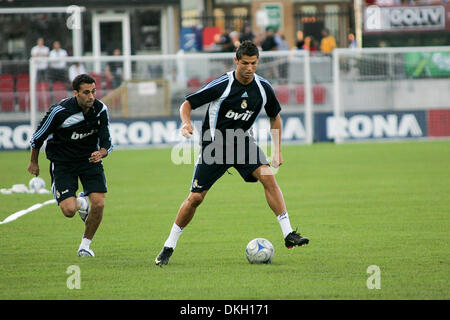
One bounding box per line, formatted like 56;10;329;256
49;160;107;204
190;140;269;193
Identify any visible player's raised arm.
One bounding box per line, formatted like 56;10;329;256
180;100;194;138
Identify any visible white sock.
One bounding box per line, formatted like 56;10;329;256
164;223;184;249
76;196;88;212
79;237;92;250
277;212;293;238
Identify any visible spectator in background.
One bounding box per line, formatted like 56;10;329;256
69;62;87;82
261;27;278;51
253;31;265;50
105;48;123;89
239;23;255;44
320;28;336;55
216;26;235;52
348;32;358;49
304;36;318;55
31;37;49;82
48;41;68;83
229;30;240;50
294;30;305;50
274;30;289;51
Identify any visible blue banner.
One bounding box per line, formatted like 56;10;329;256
315;110;427;142
0;111;430;151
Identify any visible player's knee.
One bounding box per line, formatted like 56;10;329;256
60;205;77;218
59;198;77;217
91;198;105;212
259;173;277;188
187;192;204;207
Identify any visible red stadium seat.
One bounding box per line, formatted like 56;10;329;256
294;85;305;104
89;72;103;87
188;78;201;87
17;80;30;112
0;91;15;112
16;73;30;84
275;84;290;104
36;82;50;111
0;79;14;91
187;77;201;93
0;73;14;82
52;81;68;104
203;77;215;85
0;79;15;111
313;85;326;104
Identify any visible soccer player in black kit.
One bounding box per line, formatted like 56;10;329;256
155;41;309;266
27;74;113;257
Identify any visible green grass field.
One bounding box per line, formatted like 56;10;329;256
0;140;449;300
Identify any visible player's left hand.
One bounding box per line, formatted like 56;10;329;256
271;153;283;168
181;122;194;139
89;150;103;163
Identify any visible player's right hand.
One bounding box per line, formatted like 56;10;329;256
27;162;40;176
181;122;194;139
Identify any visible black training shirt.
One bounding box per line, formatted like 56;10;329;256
186;71;281;145
30;97;113;162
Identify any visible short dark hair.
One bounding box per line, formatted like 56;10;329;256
236;40;259;60
72;74;95;91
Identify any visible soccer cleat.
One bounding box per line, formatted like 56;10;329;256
285;229;309;249
77;192;89;222
155;246;174;266
78;248;95;257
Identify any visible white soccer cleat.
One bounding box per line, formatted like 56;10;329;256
77;248;95;257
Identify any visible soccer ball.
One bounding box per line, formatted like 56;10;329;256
246;238;274;264
28;177;46;193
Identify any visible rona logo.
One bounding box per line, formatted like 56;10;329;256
225;110;254;121
327;113;423;140
71;129;96;140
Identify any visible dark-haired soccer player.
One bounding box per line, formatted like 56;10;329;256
27;74;113;257
155;41;309;266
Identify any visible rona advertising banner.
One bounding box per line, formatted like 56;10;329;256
0;110;447;151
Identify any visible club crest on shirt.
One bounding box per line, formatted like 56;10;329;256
192;179;203;189
241;99;247;109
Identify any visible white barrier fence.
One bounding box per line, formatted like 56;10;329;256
332;46;450;143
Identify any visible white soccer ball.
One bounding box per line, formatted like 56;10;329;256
246;238;274;264
28;177;46;193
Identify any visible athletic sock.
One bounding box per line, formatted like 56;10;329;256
164;223;184;249
79;237;92;250
277;212;293;238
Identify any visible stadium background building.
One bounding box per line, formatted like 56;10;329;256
0;0;181;62
0;0;357;61
2;0;448;63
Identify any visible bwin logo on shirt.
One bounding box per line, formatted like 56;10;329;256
71;129;96;140
225;110;254;121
